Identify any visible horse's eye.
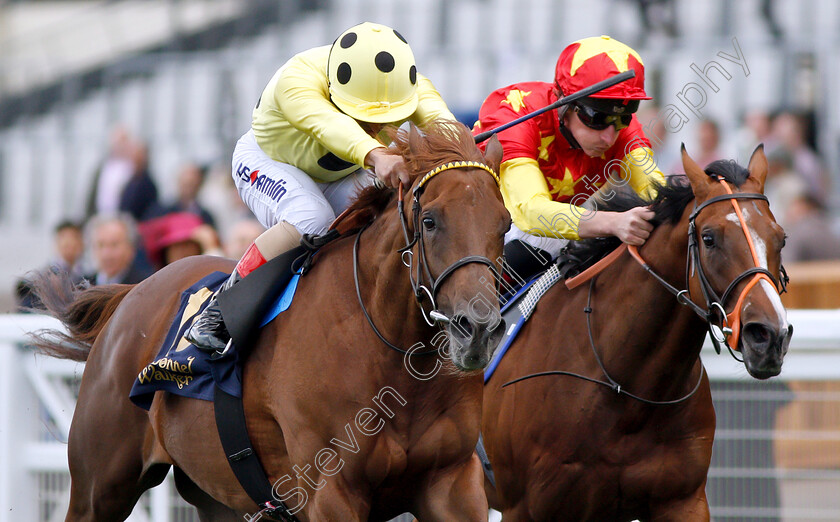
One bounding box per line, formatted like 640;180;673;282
782;234;787;248
702;233;715;248
422;217;436;231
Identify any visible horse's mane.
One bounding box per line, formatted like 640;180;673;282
561;159;751;272
341;120;484;220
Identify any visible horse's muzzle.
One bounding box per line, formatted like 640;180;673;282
448;312;506;371
742;322;793;379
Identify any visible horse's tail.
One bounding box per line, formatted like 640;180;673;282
27;270;134;362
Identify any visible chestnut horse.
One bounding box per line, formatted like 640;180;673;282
32;122;511;521
482;146;791;521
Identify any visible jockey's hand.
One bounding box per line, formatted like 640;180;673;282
365;147;410;188
579;207;654;245
612;207;655;246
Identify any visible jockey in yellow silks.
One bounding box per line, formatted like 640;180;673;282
473;36;665;278
186;22;454;352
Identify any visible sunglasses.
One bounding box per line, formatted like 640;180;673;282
573;104;632;131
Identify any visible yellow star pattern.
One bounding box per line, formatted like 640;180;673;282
501;89;531;113
547;169;577;198
537;135;554;161
569;36;644;76
547;168;604;198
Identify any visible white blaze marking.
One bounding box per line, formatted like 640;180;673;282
728;208;788;325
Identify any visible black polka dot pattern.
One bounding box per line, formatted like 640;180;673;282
409;65;417;84
375;51;395;73
340;32;357;49
393;29;407;44
337;62;352;84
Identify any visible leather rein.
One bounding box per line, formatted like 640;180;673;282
354;161;503;355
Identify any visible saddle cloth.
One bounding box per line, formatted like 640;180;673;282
129;270;301;410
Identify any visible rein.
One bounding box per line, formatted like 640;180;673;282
629;178;787;356
504;278;706;405
354;160;502;354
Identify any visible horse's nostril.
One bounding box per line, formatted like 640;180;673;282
452;314;474;338
746;324;769;343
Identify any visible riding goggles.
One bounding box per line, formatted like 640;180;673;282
573;103;632;131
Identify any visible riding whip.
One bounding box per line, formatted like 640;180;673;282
473;69;636;143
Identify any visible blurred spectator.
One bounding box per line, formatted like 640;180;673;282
15;220;87;311
770;111;826;202
86;126;136;219
48;220;87;280
624;0;678;42
783;189;840;262
737;109;777;162
138;212;223;270
694;119;724;168
163;162;216;227
223;218;266;259
85;213;154;285
636;105;680;175
764;147;803;228
118;140;160;221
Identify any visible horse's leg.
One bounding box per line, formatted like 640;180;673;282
173;468;240;522
304;477;371;521
412;454;489;522
648;485;711;522
65;364;167;520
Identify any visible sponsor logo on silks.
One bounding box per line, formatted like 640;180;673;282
236;162;288;202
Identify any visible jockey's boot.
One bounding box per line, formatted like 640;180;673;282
185;221;302;353
185;242;267;352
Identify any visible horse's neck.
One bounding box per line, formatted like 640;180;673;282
595;221;707;384
355;212;435;345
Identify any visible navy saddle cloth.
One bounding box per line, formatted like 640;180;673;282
129;272;239;410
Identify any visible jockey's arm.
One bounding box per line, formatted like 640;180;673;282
275;56;383;169
501;157;589;241
622;146;666;200
408;75;457;126
502;148;664;244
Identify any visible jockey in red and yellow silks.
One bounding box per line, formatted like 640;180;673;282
474;36;665;277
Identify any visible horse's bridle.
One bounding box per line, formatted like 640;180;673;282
629;177;788;357
503;177;788;404
397;160;503;326
354;160;503;355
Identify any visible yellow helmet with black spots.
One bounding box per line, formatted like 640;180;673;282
328;22;419;123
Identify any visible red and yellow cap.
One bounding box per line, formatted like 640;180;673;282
554;35;650;102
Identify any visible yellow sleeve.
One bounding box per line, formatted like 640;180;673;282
409;75;456;126
500;157;587;241
273;49;383;167
624;147;665;200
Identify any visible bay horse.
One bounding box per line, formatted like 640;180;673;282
482;146;791;521
31;122;511;521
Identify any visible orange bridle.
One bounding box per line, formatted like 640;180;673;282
628;178;787;354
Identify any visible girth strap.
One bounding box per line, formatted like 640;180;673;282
214;385;299;521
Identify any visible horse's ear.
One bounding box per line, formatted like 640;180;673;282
681;143;712;199
746;144;768;194
407;123;423;156
483;134;504;175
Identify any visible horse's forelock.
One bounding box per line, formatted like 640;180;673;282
388;120;485;181
344;120;487;222
704;159;750;187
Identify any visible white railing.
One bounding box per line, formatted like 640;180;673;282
1;310;839;521
0;315;194;522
